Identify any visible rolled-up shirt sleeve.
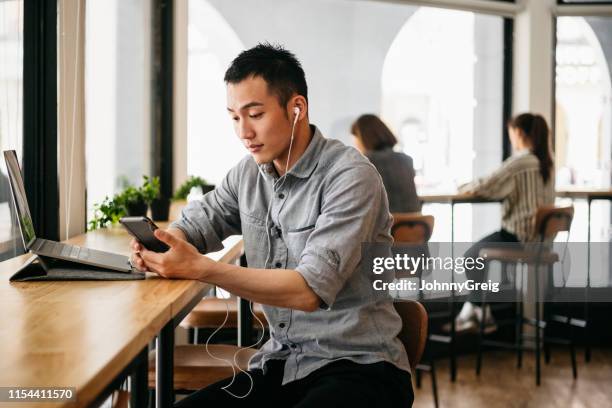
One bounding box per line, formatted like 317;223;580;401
170;163;242;254
295;163;389;308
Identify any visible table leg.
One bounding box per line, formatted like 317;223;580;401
238;297;253;347
450;202;457;382
585;198;591;363
131;347;149;408
156;321;174;407
238;254;253;347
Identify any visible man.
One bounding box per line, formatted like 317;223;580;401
131;43;413;407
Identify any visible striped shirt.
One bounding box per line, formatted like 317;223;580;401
459;149;554;243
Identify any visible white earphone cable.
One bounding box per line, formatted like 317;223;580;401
206;108;299;399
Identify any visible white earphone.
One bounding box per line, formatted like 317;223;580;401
293;106;300;125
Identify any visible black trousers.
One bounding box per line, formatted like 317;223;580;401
175;359;414;408
464;229;520;304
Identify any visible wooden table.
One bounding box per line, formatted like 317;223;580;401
420;192;501;242
0;225;243;407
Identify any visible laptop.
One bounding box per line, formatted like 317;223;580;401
4;150;133;273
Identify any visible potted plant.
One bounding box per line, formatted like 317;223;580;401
143;175;170;221
117;185;147;216
173;176;214;201
169;176;213;221
88;196;126;231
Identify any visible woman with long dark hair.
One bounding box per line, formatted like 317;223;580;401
351;114;420;213
451;113;555;333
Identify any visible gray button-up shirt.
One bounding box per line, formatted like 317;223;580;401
171;126;411;385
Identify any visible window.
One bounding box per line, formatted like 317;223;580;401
187;0;507;241
555;15;612;286
381;7;505;241
84;0;153;221
0;0;24;260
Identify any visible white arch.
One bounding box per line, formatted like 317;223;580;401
556;16;612;185
381;7;475;187
381;7;477;242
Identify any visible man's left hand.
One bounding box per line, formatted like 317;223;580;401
139;229;215;280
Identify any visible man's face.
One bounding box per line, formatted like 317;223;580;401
227;75;293;164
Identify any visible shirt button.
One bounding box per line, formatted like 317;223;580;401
278;193;285;199
275;262;282;268
279;323;286;328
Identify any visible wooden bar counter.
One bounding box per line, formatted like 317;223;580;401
0;224;243;407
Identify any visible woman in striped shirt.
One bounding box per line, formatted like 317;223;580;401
452;113;555;333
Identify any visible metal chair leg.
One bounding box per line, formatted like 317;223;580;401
543;302;551;365
535;268;541;386
584;302;591;363
568;304;577;380
476;303;486;376
449;298;457;382
517;264;524;369
476;262;490;376
430;359;439;408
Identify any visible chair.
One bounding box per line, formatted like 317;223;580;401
476;206;575;385
391;213;439;407
391;213;434;296
394;300;435;407
394;300;429;371
392;213;434;247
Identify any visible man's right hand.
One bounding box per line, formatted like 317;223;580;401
129;227;187;272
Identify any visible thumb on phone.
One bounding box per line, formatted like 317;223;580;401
154;229;181;248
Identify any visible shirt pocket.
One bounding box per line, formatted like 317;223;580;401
239;210;268;267
286;224;316;267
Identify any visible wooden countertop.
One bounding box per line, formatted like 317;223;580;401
419;192;499;203
0;225;243;407
420;189;612;202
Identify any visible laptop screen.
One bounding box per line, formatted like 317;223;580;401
3;150;36;249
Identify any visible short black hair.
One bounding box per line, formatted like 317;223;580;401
224;42;308;108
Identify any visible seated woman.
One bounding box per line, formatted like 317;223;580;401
351;114;420;213
453;113;555;333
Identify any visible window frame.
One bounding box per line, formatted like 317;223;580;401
22;0;59;242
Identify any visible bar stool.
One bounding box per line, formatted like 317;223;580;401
180;297;267;344
476;206;576;385
147;344;258;392
148;297;267;394
391;213;439;407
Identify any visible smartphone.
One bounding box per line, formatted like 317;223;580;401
120;216;170;253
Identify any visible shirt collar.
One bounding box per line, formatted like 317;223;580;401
258;125;324;180
513;148;530;157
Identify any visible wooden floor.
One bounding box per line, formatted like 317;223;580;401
413;348;612;407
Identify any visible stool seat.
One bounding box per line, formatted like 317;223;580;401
479;248;559;264
148;344;258;390
180;297;267;329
